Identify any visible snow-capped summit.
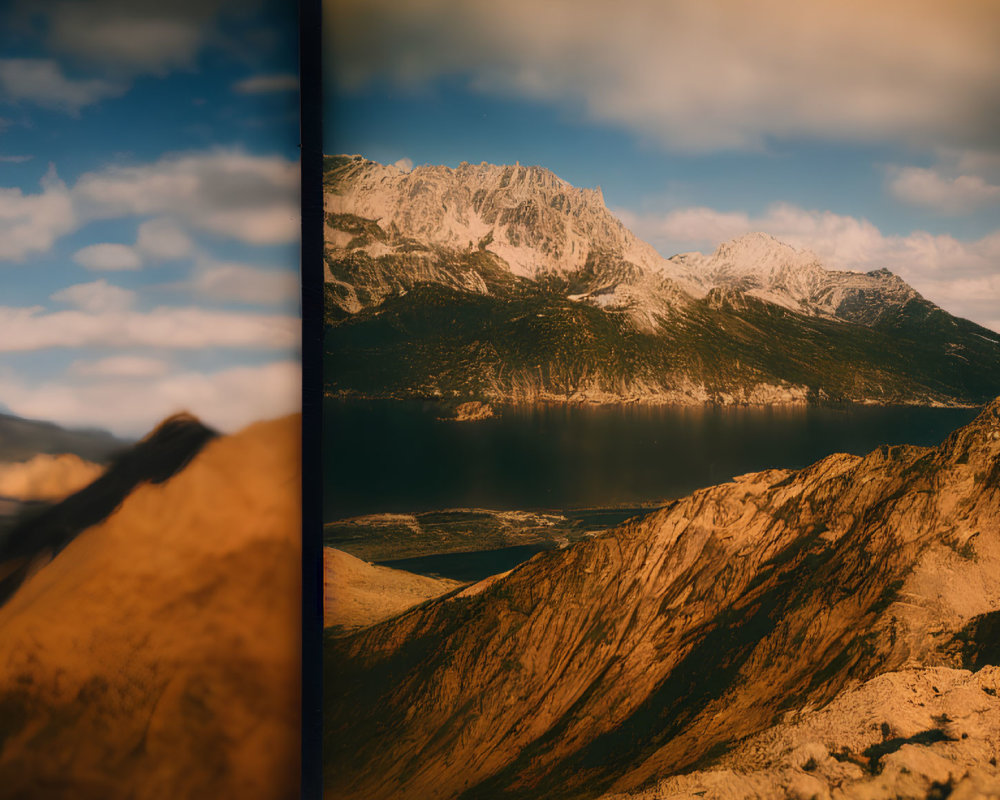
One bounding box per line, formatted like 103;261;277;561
324;154;670;283
670;232;918;320
325;155;923;326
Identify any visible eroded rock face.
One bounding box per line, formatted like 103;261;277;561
323;156;1000;407
325;156;670;285
600;666;1000;800
325;400;1000;800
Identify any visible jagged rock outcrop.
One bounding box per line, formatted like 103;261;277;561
325;155;674;283
601;665;1000;799
325;399;1000;800
672;232;922;325
323;156;1000;407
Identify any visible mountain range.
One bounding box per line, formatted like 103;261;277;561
324;155;1000;407
325;397;1000;799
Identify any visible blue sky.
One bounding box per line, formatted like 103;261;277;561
325;0;1000;333
0;0;300;436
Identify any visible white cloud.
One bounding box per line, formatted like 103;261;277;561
31;0;254;76
73;148;299;245
393;157;413;173
620;202;1000;329
0;59;124;113
72;242;142;271
0;305;298;352
887;166;1000;214
0;150;298;263
0;164;76;260
233;73;298;94
50;279;136;313
184;258;300;305
327;0;1000;153
69;355;171;378
0;360;301;437
135;217;194;260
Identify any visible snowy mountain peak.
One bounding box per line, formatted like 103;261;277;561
667;232;922;320
325;155;925;326
324;154;664;281
712;232;821;273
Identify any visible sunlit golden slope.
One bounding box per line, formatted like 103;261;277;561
0;414;301;800
325;546;465;632
0;453;104;502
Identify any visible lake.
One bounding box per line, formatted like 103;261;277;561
324;399;979;521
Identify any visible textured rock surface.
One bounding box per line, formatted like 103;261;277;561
323;156;1000;407
325;400;1000;800
600;666;1000;799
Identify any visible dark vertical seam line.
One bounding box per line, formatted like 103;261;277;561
300;0;325;795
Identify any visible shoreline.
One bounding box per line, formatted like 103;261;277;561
323;389;984;412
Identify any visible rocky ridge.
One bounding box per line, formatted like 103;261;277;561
325;399;1000;799
325;156;935;329
323;156;1000;407
0;415;301;799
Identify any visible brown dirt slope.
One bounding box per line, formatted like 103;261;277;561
0;415;301;800
326;399;1000;800
324;546;465;633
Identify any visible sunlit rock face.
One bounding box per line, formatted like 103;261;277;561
323;156;1000;408
326;400;1000;800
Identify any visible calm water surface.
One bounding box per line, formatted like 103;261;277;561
324;400;978;521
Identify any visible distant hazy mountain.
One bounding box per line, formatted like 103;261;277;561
0;412;126;464
324;154;1000;406
325;398;1000;799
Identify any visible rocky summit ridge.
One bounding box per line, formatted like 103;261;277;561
326;156;924;325
324;155;1000;407
326;399;1000;799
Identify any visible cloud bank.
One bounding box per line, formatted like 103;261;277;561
887;166;1000;214
0;58;124;113
327;0;1000;154
0;149;299;264
0;360;301;437
0;305;298;351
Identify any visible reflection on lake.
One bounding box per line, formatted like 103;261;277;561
324;399;979;521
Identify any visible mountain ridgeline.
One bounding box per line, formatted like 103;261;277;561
323;154;1000;407
325;398;1000;799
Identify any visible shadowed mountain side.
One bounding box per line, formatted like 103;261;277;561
325;400;1000;800
0;414;217;605
0;415;301;800
325;282;1000;407
325;547;466;634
